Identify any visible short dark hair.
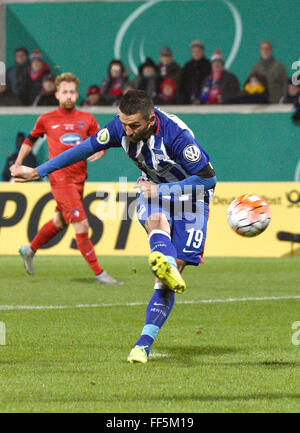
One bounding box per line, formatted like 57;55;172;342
14;47;29;56
119;90;154;119
260;40;273;50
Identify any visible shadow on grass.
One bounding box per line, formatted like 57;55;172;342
130;392;300;403
162;344;240;359
150;345;300;369
197;360;300;368
2;392;300;405
70;278;97;284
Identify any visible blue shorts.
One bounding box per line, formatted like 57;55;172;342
137;194;209;266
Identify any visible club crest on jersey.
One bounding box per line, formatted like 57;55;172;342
72;208;80;218
153;148;165;162
183;144;201;162
97;128;110;145
60;133;82;146
77;121;86;130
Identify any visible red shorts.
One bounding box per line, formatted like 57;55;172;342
51;183;87;224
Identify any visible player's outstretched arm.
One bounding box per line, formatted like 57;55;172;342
37;136;97;178
11;136;100;181
87;149;106;162
157;172;217;198
10;165;40;182
15;143;33;166
134;172;217;200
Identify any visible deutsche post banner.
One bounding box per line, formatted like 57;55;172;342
0;182;299;257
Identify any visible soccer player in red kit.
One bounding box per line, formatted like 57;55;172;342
14;72;122;285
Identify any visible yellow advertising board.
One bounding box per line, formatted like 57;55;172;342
207;182;300;257
0;182;148;256
0;182;299;257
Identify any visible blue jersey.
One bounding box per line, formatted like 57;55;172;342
90;108;211;184
37;108;216;203
36;107;216;264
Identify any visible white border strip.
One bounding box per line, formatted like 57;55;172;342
1;295;300;311
0;104;293;116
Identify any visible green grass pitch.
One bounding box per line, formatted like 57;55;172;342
0;255;300;413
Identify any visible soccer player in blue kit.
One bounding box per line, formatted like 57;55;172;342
11;90;217;364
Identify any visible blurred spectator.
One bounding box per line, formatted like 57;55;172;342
6;47;32;105
32;73;57;106
2;132;37;181
81;85;101;107
249;41;288;103
280;78;300;104
99;59;129;106
157;46;181;87
154;78;179;105
228;72;269;104
200;50;240;104
179;40;211;104
0;84;22;106
133;57;159;100
29;50;51;103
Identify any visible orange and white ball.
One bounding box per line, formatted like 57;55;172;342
227;194;271;237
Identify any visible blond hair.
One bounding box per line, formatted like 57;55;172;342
55;72;80;90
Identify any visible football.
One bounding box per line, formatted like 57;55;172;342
227;194;271;237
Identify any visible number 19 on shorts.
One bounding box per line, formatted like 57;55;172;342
186;228;203;249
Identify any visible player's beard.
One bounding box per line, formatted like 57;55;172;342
62;100;76;110
130;123;154;143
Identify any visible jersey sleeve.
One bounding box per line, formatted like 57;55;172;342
171;129;210;175
23;115;46;147
90;117;123;151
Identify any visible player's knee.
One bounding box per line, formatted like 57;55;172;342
53;212;66;230
145;212;170;234
73;219;89;233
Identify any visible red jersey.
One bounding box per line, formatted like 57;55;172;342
24;107;99;185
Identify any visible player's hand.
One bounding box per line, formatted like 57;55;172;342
10;164;40;182
134;180;158;198
87;150;106;162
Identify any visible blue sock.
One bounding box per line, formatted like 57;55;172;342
135;230;177;355
134;284;175;355
149;229;178;268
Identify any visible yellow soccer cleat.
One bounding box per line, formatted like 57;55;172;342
149;251;186;294
127;345;148;364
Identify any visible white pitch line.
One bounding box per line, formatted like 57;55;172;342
149;352;171;358
0;295;300;312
